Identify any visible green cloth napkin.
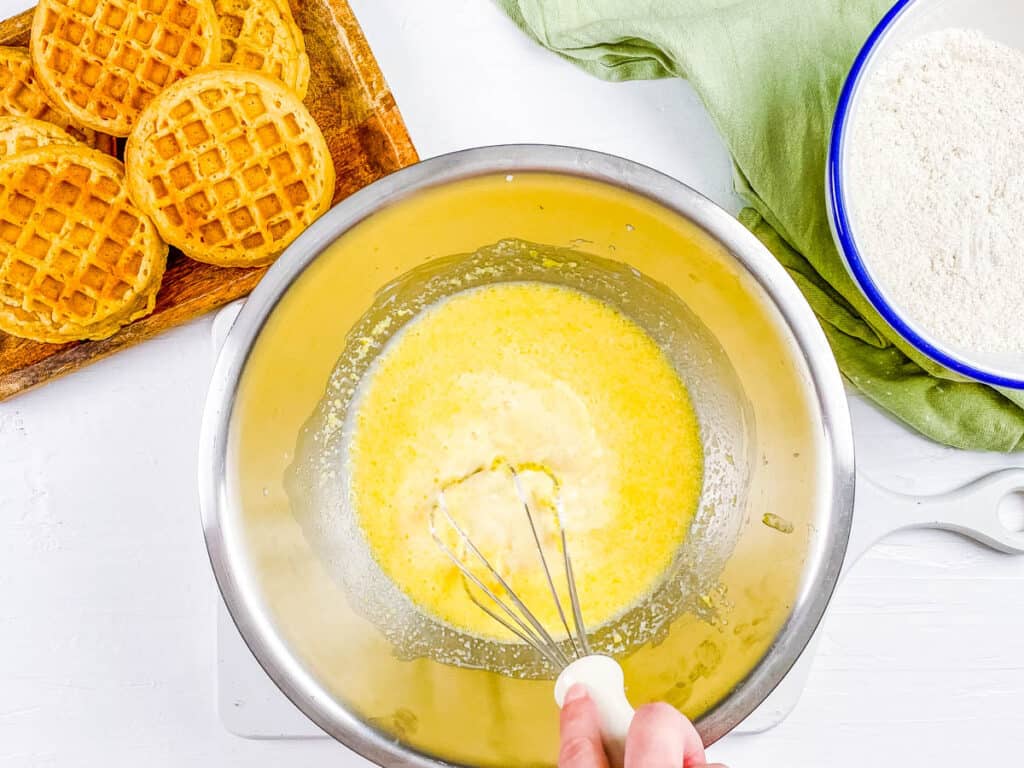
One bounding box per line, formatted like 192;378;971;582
496;0;1024;451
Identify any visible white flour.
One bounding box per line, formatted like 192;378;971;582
847;29;1024;357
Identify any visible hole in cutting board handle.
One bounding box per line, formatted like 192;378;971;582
997;491;1024;534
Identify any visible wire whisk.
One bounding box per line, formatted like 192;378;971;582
428;457;635;768
428;458;591;670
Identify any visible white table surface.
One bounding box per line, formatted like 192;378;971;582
1;0;1023;766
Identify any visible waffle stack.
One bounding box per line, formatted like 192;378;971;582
0;146;166;342
0;0;334;344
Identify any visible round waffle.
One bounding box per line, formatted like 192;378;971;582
0;46;114;152
0;145;167;342
125;67;334;267
0;116;78;159
216;0;310;98
30;0;222;137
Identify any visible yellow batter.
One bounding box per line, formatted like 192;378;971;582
347;281;703;639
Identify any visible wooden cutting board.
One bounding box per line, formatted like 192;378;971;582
0;1;418;401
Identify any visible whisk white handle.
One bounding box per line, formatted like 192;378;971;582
554;655;635;768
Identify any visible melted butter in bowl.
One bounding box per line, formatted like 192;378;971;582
345;282;703;639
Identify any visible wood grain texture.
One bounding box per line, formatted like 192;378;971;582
0;0;418;401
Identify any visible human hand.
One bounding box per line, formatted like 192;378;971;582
558;684;727;768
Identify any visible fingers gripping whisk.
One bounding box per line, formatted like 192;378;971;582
428;459;591;671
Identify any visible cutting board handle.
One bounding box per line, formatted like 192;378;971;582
843;468;1024;577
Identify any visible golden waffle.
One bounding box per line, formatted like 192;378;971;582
125;67;334;267
31;0;222;137
216;0;310;98
0;145;167;343
0;46;114;152
0;116;78;158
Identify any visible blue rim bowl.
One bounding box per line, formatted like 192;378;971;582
826;0;1024;390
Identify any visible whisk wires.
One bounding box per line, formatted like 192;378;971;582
429;459;590;671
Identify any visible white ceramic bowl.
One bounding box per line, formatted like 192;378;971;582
827;0;1024;388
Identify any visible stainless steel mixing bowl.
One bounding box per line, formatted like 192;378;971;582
200;145;855;766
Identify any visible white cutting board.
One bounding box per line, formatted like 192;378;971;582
209;302;1024;740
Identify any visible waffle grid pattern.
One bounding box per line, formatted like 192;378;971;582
128;70;331;265
32;0;220;135
0;47;107;148
0;148;163;339
216;0;309;97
